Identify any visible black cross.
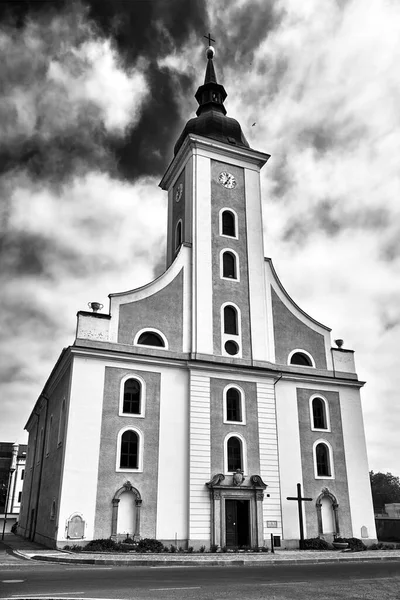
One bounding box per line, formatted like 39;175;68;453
287;483;313;550
204;32;215;46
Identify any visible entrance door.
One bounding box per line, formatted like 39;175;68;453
225;499;250;548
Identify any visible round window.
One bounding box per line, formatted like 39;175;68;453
225;341;239;356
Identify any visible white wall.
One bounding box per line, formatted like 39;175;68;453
275;380;305;540
57;356;105;542
156;367;189;540
339;386;377;539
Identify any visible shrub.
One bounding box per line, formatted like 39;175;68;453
221;546;228;553
302;538;330;550
187;546;194;553
260;546;269;552
210;544;218;553
337;537;366;552
136;538;164;553
11;522;18;534
169;544;177;553
199;545;206;553
122;537;136;545
84;538;121;552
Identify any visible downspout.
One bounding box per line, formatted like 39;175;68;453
32;394;49;539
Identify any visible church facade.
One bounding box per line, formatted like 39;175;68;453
18;46;376;549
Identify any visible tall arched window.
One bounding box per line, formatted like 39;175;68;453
137;331;165;347
175;220;182;250
120;430;138;469
312;397;327;429
316;443;331;477
224;305;238;335
227;436;242;472
226;387;242;422
123;379;141;414
222;210;236;237
222;251;237;279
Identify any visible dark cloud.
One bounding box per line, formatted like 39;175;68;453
298;119;367;155
269;154;294;200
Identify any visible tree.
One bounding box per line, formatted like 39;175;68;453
370;471;400;513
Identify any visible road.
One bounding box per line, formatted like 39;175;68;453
1;550;400;599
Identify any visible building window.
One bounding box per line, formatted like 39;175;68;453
37;428;44;464
136;330;166;348
224;386;244;423
227;436;243;472
224;305;238;335
21;469;24;481
221;210;236;237
58;399;66;446
175;220;182;250
289;350;315;367
123;379;141;414
18;492;22;503
117;427;143;472
120;430;138;469
50;499;56;520
314;442;333;478
312;397;327;429
222;251;237;279
46;415;53;457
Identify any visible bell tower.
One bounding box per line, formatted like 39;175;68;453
160;44;273;362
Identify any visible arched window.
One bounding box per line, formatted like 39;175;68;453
290;351;313;366
175;220;182;250
226;387;242;422
137;331;165;347
222;210;236;237
315;443;331;477
222;251;237;279
224;305;238;335
120;430;138;469
227;436;242;472
123;379;141;414
312;397;327;429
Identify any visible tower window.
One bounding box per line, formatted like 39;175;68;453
175;220;182;250
224;306;238;335
123;379;141;414
290;351;313;367
315;443;331;477
227;436;242;472
312;397;327;429
222;251;237;279
221;211;236;237
226;387;242;422
137;331;165;347
120;430;138;469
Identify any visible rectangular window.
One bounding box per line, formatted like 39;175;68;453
18;492;22;503
21;469;25;480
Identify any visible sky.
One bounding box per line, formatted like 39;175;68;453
0;0;399;475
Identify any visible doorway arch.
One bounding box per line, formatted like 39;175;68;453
111;481;142;540
316;488;339;537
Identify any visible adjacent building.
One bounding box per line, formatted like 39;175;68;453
0;442;27;533
18;46;377;549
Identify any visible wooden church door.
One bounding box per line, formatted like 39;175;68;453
225;499;250;548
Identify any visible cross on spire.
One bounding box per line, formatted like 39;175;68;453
204;32;215;46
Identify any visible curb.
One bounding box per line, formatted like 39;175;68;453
27;554;400;567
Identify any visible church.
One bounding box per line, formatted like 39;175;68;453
18;44;377;549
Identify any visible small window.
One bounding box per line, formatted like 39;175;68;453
290;352;313;366
50;499;56;520
58;399;66;446
21;469;24;481
224;306;238;335
18;491;22;503
46;415;53;456
123;379;141;414
227;436;242;472
120;430;138;469
175;220;182;250
316;443;331;477
222;210;236;237
226;388;242;422
137;331;165;347
312;397;327;429
222;251;237;279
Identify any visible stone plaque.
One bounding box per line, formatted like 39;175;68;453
67;514;85;539
361;525;368;538
266;520;278;528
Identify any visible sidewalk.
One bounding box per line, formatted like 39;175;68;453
3;534;400;567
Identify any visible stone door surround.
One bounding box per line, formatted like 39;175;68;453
206;474;267;548
111;480;142;540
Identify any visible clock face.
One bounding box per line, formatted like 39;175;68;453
175;183;183;202
218;171;236;189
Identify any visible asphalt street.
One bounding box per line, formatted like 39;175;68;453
1;552;400;600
